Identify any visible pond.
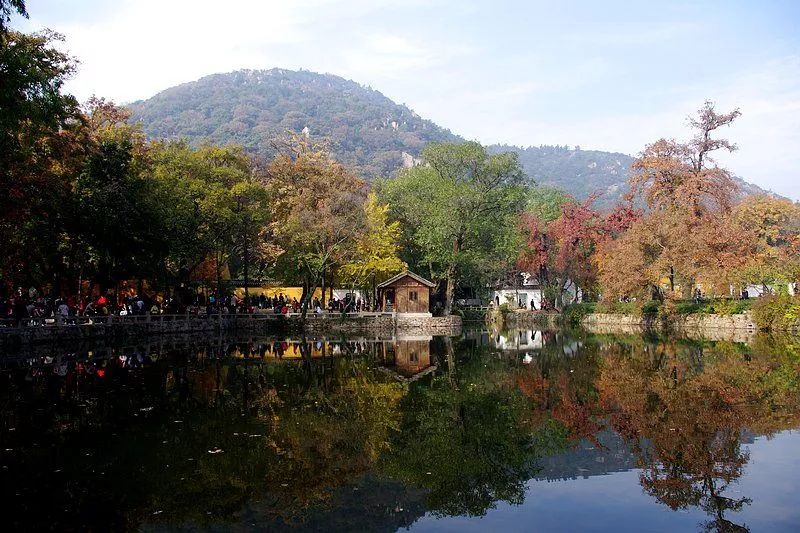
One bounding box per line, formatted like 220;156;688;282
1;329;799;532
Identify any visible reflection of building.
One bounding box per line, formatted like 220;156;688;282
377;271;435;315
493;330;544;352
378;336;436;382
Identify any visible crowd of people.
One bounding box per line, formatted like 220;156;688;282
0;286;378;327
0;287;170;325
255;293;370;315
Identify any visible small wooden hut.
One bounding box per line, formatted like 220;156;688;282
377;271;435;314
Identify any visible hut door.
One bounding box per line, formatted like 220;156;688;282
384;289;395;312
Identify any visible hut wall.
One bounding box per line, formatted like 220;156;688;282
390;277;430;313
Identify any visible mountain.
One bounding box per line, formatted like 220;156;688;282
128;68;776;205
488;144;634;204
489;144;777;206
128;69;459;177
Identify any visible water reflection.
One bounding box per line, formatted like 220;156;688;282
0;329;798;531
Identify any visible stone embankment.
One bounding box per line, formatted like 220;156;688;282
1;313;464;348
299;314;462;336
486;306;763;341
581;312;758;342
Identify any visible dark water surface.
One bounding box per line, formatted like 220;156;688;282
1;329;799;532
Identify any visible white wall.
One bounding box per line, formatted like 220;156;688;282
491;289;543;310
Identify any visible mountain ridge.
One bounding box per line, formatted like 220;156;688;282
128;68;778;205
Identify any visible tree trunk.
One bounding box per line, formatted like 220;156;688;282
243;228;249;304
300;277;310;320
443;236;461;315
320;269;326;307
216;250;222;300
444;264;456;315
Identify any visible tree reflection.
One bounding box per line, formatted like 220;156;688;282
380;342;569;517
0;333;798;530
598;337;800;532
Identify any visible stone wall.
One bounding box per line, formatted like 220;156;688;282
580;312;758;342
299;315;396;334
503;311;560;329
582;312;756;330
1;313;465;348
396;315;462;335
485;308;560;330
297;314;462;336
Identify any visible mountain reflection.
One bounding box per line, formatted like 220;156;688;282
0;330;798;531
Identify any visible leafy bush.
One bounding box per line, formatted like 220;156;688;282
562;302;596;326
640;300;661;317
595;300;659;317
675;299;752;315
753;295;800;331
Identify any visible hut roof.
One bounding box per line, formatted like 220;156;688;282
377;271;436;289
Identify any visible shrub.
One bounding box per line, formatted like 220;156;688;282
753;295;800;331
562;302;596;326
640;300;661;317
675;299;752;315
595;300;659;317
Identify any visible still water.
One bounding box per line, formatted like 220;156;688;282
1;329;799;532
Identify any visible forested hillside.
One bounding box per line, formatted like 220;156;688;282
488;144;633;204
130;68;775;205
128;69;458;177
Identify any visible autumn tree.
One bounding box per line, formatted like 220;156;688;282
266;136;367;316
382;142;526;314
517;193;629;309
730;195;800;292
598;102;749;300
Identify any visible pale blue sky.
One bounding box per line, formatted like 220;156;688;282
14;0;800;198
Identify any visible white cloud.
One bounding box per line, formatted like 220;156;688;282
28;0;320;102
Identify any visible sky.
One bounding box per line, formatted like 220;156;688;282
13;0;800;199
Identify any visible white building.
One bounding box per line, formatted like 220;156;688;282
490;272;581;310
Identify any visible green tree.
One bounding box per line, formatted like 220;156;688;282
0;28;82;286
0;0;26;33
383;142;526;314
526;185;572;223
150;142;268;296
74;103;166;290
